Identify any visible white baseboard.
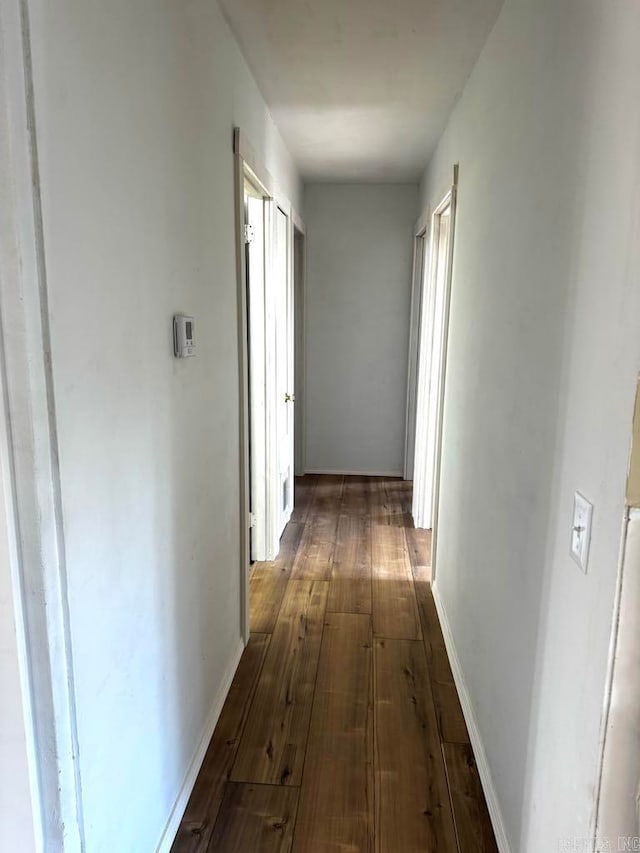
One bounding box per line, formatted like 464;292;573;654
432;583;513;853
155;637;245;853
305;468;404;478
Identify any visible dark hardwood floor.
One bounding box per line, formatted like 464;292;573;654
172;475;498;852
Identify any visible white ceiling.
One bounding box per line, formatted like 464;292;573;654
220;0;504;182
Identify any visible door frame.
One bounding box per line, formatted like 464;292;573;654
411;165;459;584
234;128;270;643
244;180;271;563
0;1;85;846
404;221;429;481
233;129;303;641
293;220;306;477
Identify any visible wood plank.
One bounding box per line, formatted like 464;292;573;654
309;474;344;514
277;520;307;567
426;644;469;744
443;742;499;853
429;643;456;684
405;526;432;583
250;522;305;633
231;580;328;786
291;475;317;523
340;475;372;516
293;613;374;853
432;680;470;744
415;582;446;649
374;638;458;853
371;524;421;640
412;586;469;743
327;514;372;614
290;473;343;581
369;477;406;527
170;634;270;853
394;478;414;516
250;572;288;633
208;783;298;853
290;513;339;580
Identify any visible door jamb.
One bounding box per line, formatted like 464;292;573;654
404;221;429;481
293;222;306;476
411;165;459;587
0;1;85;846
430;170;458;584
233;129;274;643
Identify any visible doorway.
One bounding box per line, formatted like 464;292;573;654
234;131;305;639
242;173;296;563
410;170;458;581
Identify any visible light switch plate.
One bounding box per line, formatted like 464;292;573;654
570;491;593;573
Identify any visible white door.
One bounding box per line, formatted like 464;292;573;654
245;193;267;560
413;191;455;532
273;205;295;539
245;193;295;560
421;206;450;529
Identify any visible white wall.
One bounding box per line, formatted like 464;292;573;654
419;1;640;850
24;0;300;851
304;184;417;475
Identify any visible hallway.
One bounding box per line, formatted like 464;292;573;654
172;475;497;852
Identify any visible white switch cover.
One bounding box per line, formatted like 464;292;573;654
570;491;593;573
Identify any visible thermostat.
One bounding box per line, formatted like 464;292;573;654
173;314;195;358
